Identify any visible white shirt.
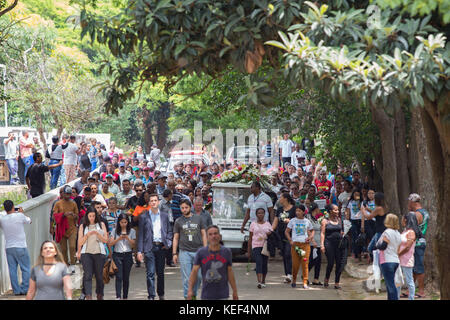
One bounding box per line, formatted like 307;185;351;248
338;191;351;216
279;139;295;158
93;194;107;206
150;211;162;242
380;228;401;264
107;183;120;196
63;142;79;165
287;218;313;243
248;192;273;222
291;150;307;168
113;228;136;253
0;212;31;248
4;139;17;160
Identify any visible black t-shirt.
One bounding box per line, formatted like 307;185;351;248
79;154;91;171
276;205;296;240
26;163;49;196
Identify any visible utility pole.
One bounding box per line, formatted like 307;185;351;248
0;64;7;127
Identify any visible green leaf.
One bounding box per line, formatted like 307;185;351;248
190;41;206;49
264;40;287;50
175;44;186;57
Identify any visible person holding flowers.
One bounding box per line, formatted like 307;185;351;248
285;204;314;289
248;208;273;289
320;204;346;289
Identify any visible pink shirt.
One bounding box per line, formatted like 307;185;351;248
399;230;415;267
249;221;272;248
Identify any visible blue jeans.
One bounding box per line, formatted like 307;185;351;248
281;241;292;276
179;250;202;298
350;219;362;257
381;262;399;300
112;252;133;299
49;159;62;190
252;247;268;275
22;155;34;181
399;266;415;300
368;232;382;253
6;159;19;184
144;244;166;299
6;247;31;295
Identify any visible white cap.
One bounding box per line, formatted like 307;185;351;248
408;193;421;202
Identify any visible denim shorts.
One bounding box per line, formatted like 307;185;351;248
413;243;426;274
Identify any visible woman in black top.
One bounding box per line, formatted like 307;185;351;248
361;192;386;254
78;143;92;173
320;204;347;289
274;192;296;284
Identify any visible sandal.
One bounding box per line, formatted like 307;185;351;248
324;281;329;288
312;281;323;286
400;293;409;298
415;294;426;299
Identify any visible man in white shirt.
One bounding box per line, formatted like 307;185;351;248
278;134;295;167
63;135;80;183
3;132;19;184
290;144;308;169
240;181;275;233
0;201;31;295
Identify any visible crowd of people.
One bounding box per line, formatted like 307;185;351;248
0;133;430;301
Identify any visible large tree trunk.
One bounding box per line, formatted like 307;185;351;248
371;105;401;214
141;107;154;154
422;92;450;299
410;107;440;294
394;106;411;215
155;102;171;151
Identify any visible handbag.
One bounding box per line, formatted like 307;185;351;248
338;218;349;249
103;259;111;284
261;240;270;256
109;258;118;276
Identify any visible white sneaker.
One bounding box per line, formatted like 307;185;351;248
284;274;292;283
257;283;262;289
261;283;266;288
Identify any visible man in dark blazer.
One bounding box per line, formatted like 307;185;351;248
137;193;173;300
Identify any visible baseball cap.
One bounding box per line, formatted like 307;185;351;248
106;174;113;179
408;193;421;202
152;144;157;147
119;162;125;167
157;175;167;180
143;167;150;171
64;185;72;194
133;167;140;172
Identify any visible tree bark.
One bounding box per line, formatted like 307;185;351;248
371;105;400;214
422;92;450;299
410;107;440;294
393;106;411;215
155;102;171;151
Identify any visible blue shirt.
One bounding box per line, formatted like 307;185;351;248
88;145;97;162
142;176;153;186
150;210;162;242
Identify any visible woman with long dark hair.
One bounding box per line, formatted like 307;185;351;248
108;213;136;300
76;206;108;300
274;192;296;284
345;189;363;260
306;202;323;286
361;192;387;254
320;203;347;289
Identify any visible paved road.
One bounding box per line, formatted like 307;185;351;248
102;258;343;300
1;258;344;300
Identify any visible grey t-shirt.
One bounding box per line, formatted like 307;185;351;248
174;215;205;252
30;262;69;300
194;246;233;300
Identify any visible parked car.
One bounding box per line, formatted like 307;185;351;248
225;145;264;165
159;150;210;174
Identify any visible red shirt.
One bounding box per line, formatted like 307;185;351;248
315;179;332;193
